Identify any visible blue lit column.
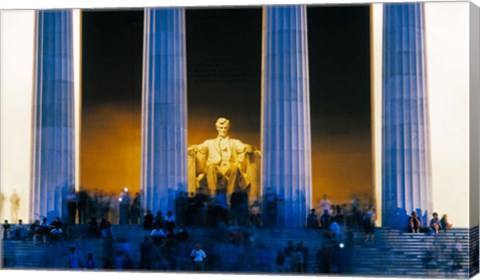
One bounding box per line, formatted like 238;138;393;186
382;3;432;227
30;10;75;222
141;8;188;215
262;5;312;227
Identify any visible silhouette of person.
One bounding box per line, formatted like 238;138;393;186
0;192;5;220
9;190;20;222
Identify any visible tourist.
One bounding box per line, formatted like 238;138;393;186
87;217;100;238
66;188;78;224
119;187;131;224
363;206;376;242
329;220;340;238
13;219;26;241
300;242;310;273
49;217;64;241
39;217;50;241
317;238;334;273
2;219;11;240
154;211;165;229
334;205;345;225
195;191;208;226
100;217;113;239
67;246;81;269
320;209;331;230
164;211;176;234
175;191;187;226
409;211;421;233
77;186;89;224
144;210;154;231
177;226;189;240
190;243;207;271
84;252;98;270
264;187;278;228
139;236;153;269
89;190;100;222
28;220;39;240
230;191;245;226
440;214;453;232
150;224;166;245
429;212;442;234
186;192;196;226
307;208;319;229
100;192;111;222
317;194;332;215
227;224;243;244
284;240;295;272
9;190;20;223
130;192;141;225
33;220;47;246
295;242;307;273
275;249;286;272
30;220;44;246
249;200;262;227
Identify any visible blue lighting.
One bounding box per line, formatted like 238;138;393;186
141;8;188;214
262;5;312;227
382;3;432;227
31;10;75;221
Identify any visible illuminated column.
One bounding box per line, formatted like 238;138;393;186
31;10;75;221
262;5;312;227
382;3;432;227
141;8;188;215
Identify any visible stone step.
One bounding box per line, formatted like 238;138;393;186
2;226;473;278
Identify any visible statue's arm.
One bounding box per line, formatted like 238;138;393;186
188;141;208;155
234;141;260;163
242;143;259;155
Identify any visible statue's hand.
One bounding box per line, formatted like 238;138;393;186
187;146;198;156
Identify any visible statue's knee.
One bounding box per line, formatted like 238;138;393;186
206;164;217;173
230;164;241;173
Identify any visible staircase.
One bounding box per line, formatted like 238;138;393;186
348;228;471;278
0;225;475;278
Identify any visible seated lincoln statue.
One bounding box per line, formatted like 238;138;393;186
187;117;260;203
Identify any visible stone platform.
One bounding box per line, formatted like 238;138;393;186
0;225;473;278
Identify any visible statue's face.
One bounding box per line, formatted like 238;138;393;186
216;123;229;137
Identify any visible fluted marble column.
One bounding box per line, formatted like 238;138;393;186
30;10;75;221
262;5;312;227
141;8;188;215
382;3;432;227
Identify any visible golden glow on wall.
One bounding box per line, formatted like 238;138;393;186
311;128;373;207
80;105;141;195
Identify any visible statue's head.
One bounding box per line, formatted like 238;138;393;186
215;117;230;138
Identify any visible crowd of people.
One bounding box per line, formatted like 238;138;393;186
1;190;461;274
2;217;66;245
408;211;453;234
65;187;141;225
305;194;377;244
